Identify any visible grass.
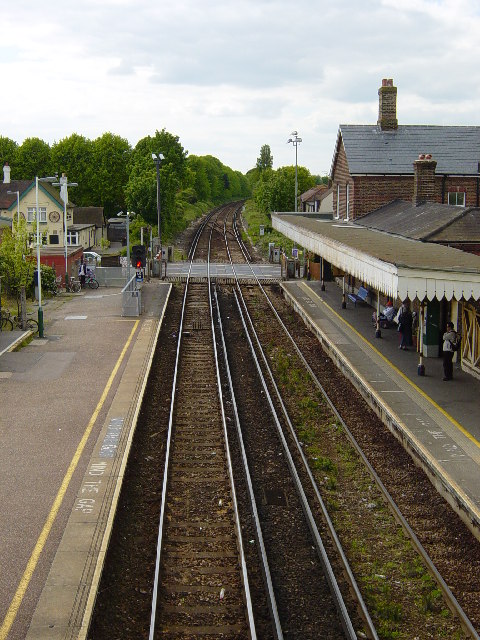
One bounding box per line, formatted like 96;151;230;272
252;330;469;639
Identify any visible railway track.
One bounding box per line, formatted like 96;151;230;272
89;201;480;640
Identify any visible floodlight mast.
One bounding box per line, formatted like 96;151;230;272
287;131;302;212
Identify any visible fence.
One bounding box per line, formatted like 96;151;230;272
121;274;143;317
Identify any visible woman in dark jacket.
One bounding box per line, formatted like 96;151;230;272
397;302;413;350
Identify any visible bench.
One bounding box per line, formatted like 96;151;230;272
348;286;369;307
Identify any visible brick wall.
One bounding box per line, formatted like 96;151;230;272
332;142;352;218
332;138;480;220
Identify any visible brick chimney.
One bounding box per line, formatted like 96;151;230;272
413;154;437;206
378;78;398;131
3;162;10;184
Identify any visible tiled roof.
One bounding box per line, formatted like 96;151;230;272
338;125;480;175
356;199;467;240
73;207;104;227
300;185;328;202
428;209;480;243
0;180;32;209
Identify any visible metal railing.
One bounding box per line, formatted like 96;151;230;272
121;274;142;317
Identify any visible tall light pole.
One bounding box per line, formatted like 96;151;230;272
35;175;57;337
117;211;135;283
152;153;164;273
53;174;78;288
7;190;20;226
287;131;302;212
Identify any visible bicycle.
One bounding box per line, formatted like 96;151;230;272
1;308;38;333
85;274;99;289
66;277;82;293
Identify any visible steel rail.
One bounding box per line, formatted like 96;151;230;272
257;288;480;640
223;213;360;638
227;206;478;639
231;287;358;639
224;210;379;638
149;205;256;639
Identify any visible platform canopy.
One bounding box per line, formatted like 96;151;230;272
272;213;480;302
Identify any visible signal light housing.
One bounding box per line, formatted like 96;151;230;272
131;245;146;268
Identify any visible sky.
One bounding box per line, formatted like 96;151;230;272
2;0;480;177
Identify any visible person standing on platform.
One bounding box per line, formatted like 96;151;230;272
397;302;413;350
442;321;460;381
79;259;87;289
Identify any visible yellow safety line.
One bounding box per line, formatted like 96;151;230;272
299;282;480;450
0;320;140;640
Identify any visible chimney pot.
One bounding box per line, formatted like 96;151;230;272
3;162;11;184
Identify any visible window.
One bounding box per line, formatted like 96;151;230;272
336;184;340;219
448;192;465;206
29;232;47;245
346;184;350;220
67;231;79;246
27;207;47;223
49;233;59;245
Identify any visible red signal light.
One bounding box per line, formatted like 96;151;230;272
136;260;142;268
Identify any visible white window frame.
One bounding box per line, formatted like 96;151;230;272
346;183;350;220
67;231;79;246
27;206;47;223
447;191;465;206
29;231;47;246
336;184;340;219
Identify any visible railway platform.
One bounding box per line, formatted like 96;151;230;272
0;281;170;640
282;279;480;541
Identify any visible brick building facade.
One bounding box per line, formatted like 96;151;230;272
331;79;480;220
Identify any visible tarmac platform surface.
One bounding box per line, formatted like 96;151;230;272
0;276;479;638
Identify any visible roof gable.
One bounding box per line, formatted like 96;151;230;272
339;124;480;175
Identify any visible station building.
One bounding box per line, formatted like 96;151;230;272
272;79;480;381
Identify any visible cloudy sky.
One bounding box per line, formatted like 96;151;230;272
2;0;480;176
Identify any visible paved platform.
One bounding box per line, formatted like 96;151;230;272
282;279;480;540
0;282;170;640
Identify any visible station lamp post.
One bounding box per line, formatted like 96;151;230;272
6;190;20;225
287;131;302;212
35;174;58;337
53;174;78;289
152;152;164;272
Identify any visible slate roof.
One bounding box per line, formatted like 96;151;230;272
428;209;480;243
355;199;467;240
73;207;104;227
337;125;480;176
355;199;480;243
300;185;328;202
0;180;32;209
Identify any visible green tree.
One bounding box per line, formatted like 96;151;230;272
0;219;35;300
125;129;188;236
15;137;52;180
253;165;315;213
91;133;131;218
0;136;18;176
51;134;95;206
256;144;273;171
